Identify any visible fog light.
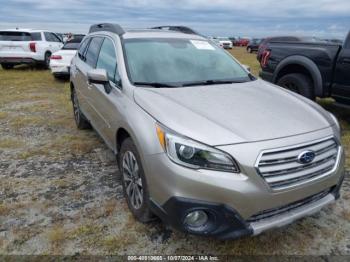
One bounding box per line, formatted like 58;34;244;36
184;210;208;228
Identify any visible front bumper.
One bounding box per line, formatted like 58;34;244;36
144;128;345;239
50;65;70;75
150;183;343;239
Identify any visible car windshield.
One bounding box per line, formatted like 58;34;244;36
62;42;80;50
123;38;251;87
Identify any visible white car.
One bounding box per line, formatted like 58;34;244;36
0;29;63;69
50;41;80;78
216;37;233;49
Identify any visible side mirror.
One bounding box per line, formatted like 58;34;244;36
87;69;112;93
242;64;251;72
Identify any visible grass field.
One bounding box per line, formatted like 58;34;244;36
0;47;349;255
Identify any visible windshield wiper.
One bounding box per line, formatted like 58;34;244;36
181;79;246;87
133;82;179;88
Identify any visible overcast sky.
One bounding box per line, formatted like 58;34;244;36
1;0;349;38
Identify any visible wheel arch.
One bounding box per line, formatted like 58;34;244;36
116;127;131;154
273;55;323;97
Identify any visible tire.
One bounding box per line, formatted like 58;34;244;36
71;88;91;129
1;63;14;70
277;73;315;100
119;138;154;223
247;47;252;53
43;52;51;69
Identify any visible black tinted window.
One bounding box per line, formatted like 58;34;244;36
0;31;31;41
85;37;104;67
51;33;62;42
78;38;90;61
44;32;61;42
44;32;52;41
30;33;42;41
96;38;118;82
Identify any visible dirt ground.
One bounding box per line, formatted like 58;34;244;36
1;50;350;255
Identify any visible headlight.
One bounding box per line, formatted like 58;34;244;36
156;124;239;173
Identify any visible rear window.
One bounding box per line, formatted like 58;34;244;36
0;31;42;41
62;42;80;50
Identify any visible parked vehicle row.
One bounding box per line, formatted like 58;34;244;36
69;23;344;240
259;31;350;106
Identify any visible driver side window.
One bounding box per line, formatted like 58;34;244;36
96;38;119;83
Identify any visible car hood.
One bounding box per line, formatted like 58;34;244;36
134;79;333;146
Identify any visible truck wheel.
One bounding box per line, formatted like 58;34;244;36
1;63;14;70
277;73;315;100
118;138;154;223
71;88;91;129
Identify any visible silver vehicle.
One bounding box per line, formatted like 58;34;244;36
70;24;345;239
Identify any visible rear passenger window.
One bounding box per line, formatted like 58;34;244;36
44;32;61;42
85;37;104;67
51;33;62;42
78;38;90;61
96;38;118;82
30;33;42;41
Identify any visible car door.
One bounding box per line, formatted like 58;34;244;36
50;32;64;51
74;37;104;126
332;40;350;104
72;37;91;118
89;37;123;147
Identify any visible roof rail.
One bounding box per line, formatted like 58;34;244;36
151;26;200;35
89;23;125;36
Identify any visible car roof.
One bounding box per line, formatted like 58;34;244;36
0;28;48;33
92;28;206;40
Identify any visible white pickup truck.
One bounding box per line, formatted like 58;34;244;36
0;29;63;69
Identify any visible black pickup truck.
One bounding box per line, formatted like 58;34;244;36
259;32;350;105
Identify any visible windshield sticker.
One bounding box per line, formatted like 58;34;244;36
190;40;215;50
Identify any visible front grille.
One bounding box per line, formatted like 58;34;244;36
256;137;339;190
247;188;332;223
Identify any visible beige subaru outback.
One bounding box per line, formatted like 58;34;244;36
69;23;345;239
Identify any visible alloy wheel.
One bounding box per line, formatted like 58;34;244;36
122;151;143;209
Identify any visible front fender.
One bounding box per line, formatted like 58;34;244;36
273;55;323;97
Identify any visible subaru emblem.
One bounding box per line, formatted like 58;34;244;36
297;150;316;164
